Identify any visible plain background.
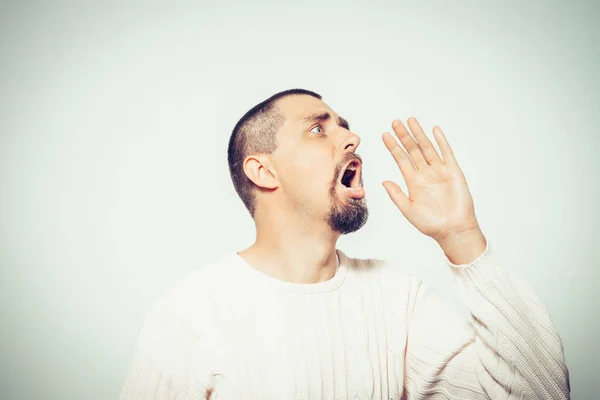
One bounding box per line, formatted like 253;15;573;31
1;1;598;399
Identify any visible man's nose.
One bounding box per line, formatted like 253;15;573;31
341;130;361;152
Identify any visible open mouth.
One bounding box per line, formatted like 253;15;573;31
339;160;362;189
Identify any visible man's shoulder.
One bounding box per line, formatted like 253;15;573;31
140;253;238;335
338;250;422;304
338;249;414;281
159;252;238;300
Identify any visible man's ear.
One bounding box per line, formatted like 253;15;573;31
243;155;279;190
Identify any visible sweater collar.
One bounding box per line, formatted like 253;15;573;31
228;249;348;294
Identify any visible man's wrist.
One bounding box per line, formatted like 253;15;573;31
436;227;487;266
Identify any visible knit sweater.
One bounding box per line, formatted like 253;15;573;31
119;239;570;399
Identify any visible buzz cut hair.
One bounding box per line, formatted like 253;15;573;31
227;88;322;218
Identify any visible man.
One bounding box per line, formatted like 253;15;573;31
120;89;570;399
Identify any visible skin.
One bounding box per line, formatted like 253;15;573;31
238;94;487;284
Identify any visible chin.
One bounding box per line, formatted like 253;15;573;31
328;197;369;235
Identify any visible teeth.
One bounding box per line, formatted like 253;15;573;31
347;164;357;171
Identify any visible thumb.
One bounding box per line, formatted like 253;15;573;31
382;181;412;218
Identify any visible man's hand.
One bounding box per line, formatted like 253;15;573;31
381;118;483;249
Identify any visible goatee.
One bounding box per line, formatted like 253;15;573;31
327;155;369;234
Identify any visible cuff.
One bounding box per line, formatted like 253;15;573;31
444;239;503;287
443;237;492;268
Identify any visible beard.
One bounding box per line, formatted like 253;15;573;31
326;156;369;234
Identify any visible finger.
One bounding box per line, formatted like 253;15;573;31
407;117;443;165
432;125;458;167
382;132;416;180
382;180;412;218
392;119;427;170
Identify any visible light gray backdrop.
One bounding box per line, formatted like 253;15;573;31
1;1;598;399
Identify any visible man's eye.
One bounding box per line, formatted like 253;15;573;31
310;125;323;134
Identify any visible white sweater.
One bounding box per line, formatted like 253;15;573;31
120;239;570;399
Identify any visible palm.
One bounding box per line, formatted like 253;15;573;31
382;118;478;241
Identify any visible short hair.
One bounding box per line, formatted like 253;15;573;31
227;88;322;218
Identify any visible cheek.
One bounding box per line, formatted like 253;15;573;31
287;156;334;193
275;143;334;195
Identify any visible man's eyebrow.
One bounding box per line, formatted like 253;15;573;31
302;112;351;130
338;116;350;130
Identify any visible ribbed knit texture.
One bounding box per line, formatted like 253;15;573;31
120;240;570;399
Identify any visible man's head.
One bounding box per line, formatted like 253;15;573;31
227;88;368;234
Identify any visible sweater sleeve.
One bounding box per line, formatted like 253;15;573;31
120;289;215;400
402;238;570;399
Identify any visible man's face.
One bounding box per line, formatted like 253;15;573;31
269;95;368;234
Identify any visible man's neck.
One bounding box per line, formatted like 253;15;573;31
238;217;341;285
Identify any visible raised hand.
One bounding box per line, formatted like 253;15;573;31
381;117;481;244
